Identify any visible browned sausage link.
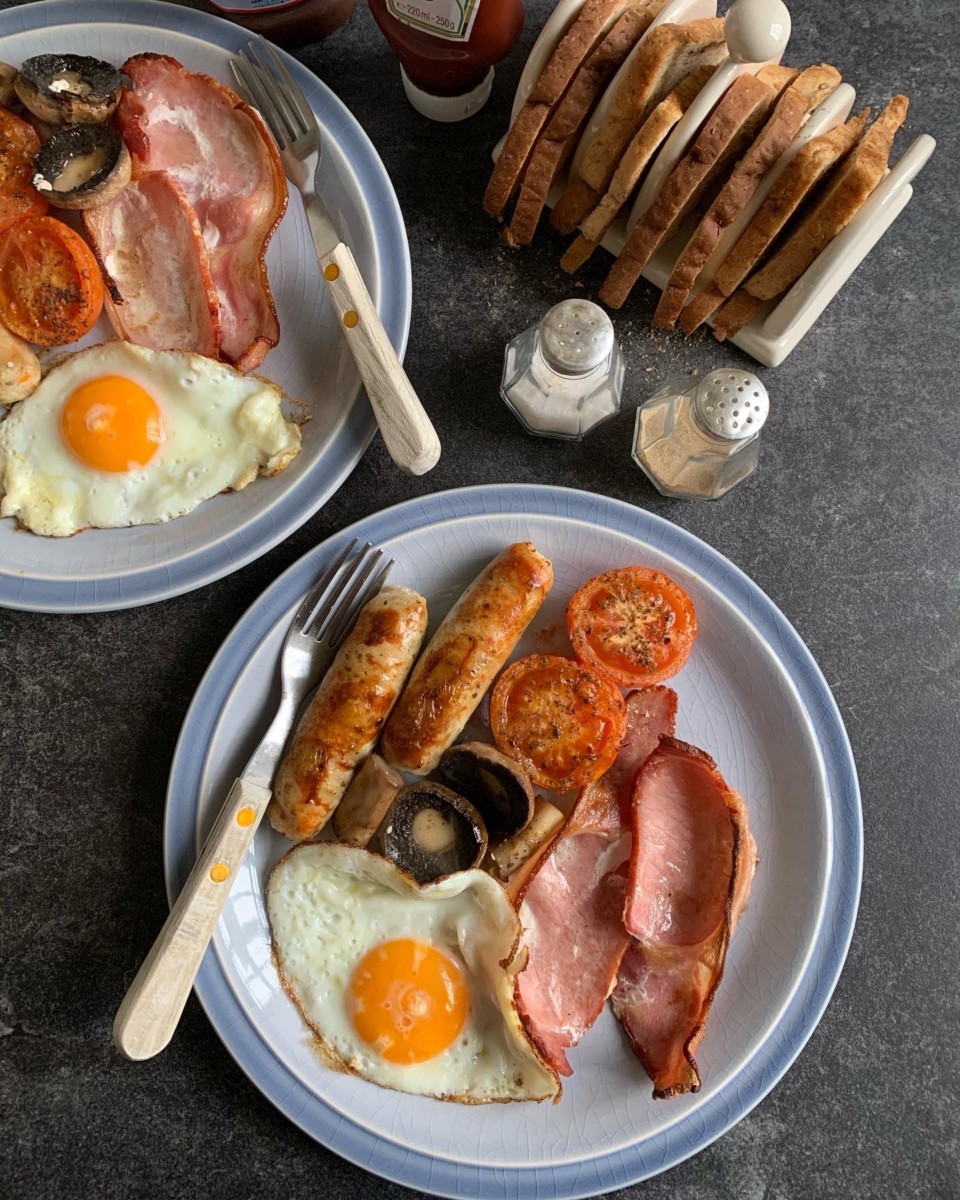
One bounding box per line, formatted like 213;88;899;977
267;585;428;842
380;543;554;775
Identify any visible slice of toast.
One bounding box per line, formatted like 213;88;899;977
678;281;728;332
711;109;870;298
504;2;664;247
743;95;908;300
653;63;842;327
560;64;715;272
483;0;637;219
579;18;728;191
550;18;727;231
711;289;764;339
600;68;793;309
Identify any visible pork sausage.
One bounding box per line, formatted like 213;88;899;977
267;584;428;842
380;542;553;774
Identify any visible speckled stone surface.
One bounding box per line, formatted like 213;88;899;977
1;0;958;1197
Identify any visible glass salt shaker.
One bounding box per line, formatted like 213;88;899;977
632;369;769;500
500;299;625;440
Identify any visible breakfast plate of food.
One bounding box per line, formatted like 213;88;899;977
164;483;861;1197
0;0;411;612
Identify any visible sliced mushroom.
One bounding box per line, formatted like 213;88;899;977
435;742;535;837
32;124;131;210
0;62;16;107
332;755;404;849
14;54;122;125
379;782;488;885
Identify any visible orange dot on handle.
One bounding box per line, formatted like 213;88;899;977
236;807;256;827
324;263;340;281
210;863;230;883
343;310;360;329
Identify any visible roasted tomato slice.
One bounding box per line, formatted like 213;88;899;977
567;566;697;686
0;107;49;233
0;215;104;347
489;654;627;792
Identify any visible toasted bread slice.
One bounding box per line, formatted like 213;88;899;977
744;95;908;300
560;65;714;272
550;18;727;231
579;18;727;190
551;174;603;234
483;0;640;219
654;63;842;327
711;108;870;297
711;289;764;339
600;68;793;309
505;3;665;247
678;281;728;332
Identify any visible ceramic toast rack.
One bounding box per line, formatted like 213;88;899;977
494;0;936;367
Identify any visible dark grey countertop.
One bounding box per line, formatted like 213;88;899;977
1;0;958;1196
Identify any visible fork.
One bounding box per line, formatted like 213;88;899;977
113;539;393;1061
231;40;441;478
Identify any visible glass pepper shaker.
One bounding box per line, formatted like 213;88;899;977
632;369;769;499
500;299;625;440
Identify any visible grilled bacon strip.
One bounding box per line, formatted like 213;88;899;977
115;54;287;372
514;687;677;1076
613;737;757;1098
84;171;221;357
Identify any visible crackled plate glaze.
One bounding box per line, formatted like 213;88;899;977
165;485;861;1197
0;0;410;612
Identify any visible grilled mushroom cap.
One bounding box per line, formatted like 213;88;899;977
15;54;122;124
436;742;535;837
32;123;131;210
380;782;488;885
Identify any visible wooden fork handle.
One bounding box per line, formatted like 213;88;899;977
317;241;441;476
113;777;272;1061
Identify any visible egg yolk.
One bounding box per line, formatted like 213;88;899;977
347;938;468;1064
61;375;165;472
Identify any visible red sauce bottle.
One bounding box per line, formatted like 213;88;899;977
367;0;525;121
207;0;357;48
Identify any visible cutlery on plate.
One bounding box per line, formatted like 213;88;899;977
230;40;441;478
113;539;394;1060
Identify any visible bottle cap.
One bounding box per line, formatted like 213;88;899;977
539;299;615;377
400;67;494;122
692;370;769;441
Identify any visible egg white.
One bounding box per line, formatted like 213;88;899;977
267;843;560;1104
0;341;301;537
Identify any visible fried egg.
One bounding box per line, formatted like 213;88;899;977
0;340;301;536
267;843;560;1104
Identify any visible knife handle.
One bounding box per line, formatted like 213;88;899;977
113;777;272;1061
318;241;441;476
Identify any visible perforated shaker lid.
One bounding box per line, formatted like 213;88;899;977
693;370;769;441
539;299;615;376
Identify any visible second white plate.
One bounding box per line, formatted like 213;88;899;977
164;484;862;1198
0;0;412;612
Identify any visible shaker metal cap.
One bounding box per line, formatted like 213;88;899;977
693;370;769;441
539;299;615;376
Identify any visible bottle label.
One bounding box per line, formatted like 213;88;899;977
385;0;482;41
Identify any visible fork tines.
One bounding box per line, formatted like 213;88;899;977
231;38;313;149
302;540;394;648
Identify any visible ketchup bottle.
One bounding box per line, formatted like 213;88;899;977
207;0;357;48
367;0;525;121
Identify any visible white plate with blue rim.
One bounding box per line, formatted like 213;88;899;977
164;483;862;1198
0;0;410;613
